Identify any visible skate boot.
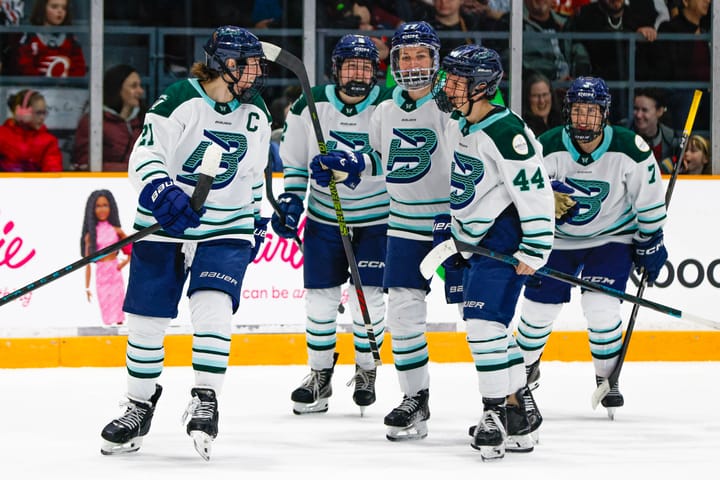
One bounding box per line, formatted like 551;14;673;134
471;399;507;461
596;375;624;420
526;359;541;391
519;385;542;443
100;384;162;455
291;353;338;415
384;389;430;441
182;387;219;461
346;365;376;416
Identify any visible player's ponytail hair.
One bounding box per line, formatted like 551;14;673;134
191;62;220;82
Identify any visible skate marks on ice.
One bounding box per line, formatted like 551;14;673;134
0;362;719;478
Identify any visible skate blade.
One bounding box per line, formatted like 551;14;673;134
385;421;428;441
292;399;329;415
190;431;214;461
470;442;505;461
505;434;534;453
531;429;540;444
100;436;143;455
606;407;617;421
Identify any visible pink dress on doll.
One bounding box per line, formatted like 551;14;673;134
94;221;126;325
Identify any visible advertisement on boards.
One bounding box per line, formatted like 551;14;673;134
0;177;718;336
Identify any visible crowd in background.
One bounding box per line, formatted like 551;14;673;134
0;0;712;174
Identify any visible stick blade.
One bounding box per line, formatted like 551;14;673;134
419;240;458;280
680;312;720;330
591;380;610;410
260;41;281;62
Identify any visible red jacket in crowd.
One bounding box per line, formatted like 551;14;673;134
72;108;144;172
15;32;86;77
0;119;63;172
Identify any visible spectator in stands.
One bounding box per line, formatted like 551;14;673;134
10;0;86;77
522;72;562;137
0;0;24;73
565;0;659;122
681;134;711;175
72;64;145;172
318;1;394;81
519;0;590;82
0;89;62;172
425;0;504;60
656;0;710;131
627;88;679;174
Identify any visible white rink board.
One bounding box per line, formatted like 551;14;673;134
0;177;718;335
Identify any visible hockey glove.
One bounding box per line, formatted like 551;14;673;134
551;180;579;225
139;177;204;236
632;229;668;284
309;150;365;189
271;192;304;239
250;217;270;261
433;214;465;304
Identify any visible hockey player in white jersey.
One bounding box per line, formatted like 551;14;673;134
516;77;668;419
431;45;555;460
367;21;452;441
271;34;392;415
100;26;271;461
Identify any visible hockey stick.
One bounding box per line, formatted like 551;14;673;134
0;143;223;308
420;239;720;330
591;89;704;409
261;41;381;365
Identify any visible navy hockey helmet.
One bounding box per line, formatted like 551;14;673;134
563;76;611;143
432;45;503;114
331;34;379;98
390;21;440;90
204;25;266;102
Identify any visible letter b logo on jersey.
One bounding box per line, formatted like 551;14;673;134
386;128;437;184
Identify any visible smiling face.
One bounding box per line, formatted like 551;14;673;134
223;56;263;96
120;72;144;110
632;95;663;137
528;80;552;119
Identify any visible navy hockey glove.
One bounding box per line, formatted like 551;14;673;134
551;180;579;225
271;192;304;239
250;217;270;261
632;230;668;284
139;177;204;236
433;214;465;304
310;150;365;189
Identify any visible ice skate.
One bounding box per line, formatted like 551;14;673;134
596;375;624;420
526;359;541;391
505;395;534;453
182;388;219;461
468;388;536;453
100;384;162;455
470;401;507;461
291;353;338;415
384;389;430;441
346;365;376;416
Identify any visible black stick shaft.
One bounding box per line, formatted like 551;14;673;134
261;42;381;365
604;89;703;390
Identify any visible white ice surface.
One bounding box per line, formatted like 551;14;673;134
1;361;719;479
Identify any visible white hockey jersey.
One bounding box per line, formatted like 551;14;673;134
129;78;270;243
280;84;391;227
447;107;555;271
540;125;667;250
369;87;453;241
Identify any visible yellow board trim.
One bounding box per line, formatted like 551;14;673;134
2;331;720;368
